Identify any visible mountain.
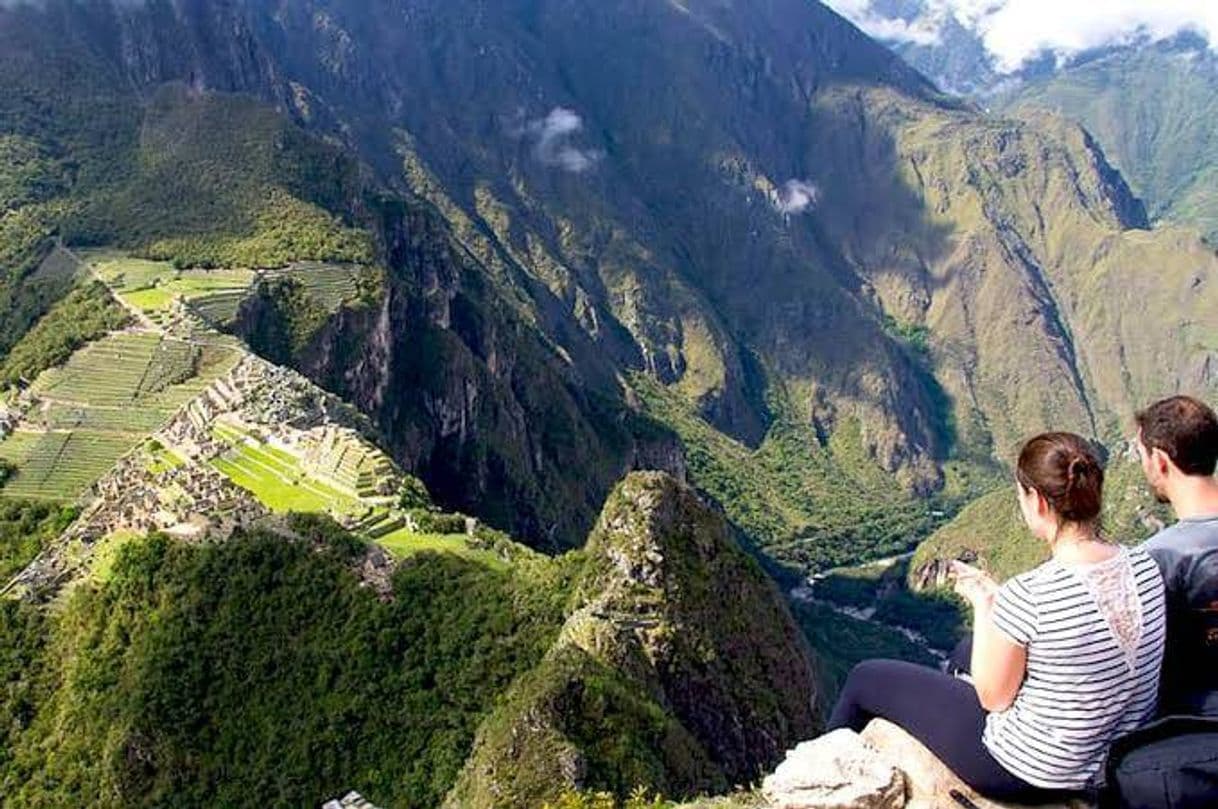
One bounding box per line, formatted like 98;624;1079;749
997;35;1218;244
0;472;816;809
445;472;818;808
1;1;1217;804
827;2;1218;243
4;0;1213;563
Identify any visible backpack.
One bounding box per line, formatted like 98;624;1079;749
1100;716;1218;808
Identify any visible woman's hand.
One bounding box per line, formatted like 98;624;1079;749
951;560;998;610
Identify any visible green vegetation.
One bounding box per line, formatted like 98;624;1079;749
1000;43;1218;242
142;190;372;270
0;330;240;501
0;524;572;808
0;280;129;386
0;136;69;212
634;376;978;572
210;426;362;517
87;251;255;326
793;600;940;712
545;791;673;809
546;792;763;809
0;500;77;583
375;529;508;570
260;262;368;311
32;332;194;407
448;473;820;808
144;443;184;476
236;277;332;364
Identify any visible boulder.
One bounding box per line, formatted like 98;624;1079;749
861;720;1094;809
757;721;1096;809
762;728;907;809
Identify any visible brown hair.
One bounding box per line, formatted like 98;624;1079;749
1016;432;1104;525
1136;396;1218;477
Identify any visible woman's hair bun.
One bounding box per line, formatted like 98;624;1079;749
1017;433;1104;524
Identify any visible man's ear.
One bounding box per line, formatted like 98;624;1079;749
1150;447;1173;477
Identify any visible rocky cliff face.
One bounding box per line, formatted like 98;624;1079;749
444;472;820;807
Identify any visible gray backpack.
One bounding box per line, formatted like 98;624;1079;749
1100;716;1218;808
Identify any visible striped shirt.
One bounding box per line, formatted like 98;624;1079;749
982;547;1166;790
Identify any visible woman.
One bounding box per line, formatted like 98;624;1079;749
827;432;1166;802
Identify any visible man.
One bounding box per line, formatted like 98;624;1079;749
1136;395;1218;717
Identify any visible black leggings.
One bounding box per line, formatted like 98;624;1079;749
827;659;1075;804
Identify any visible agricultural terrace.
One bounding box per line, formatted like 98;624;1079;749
0;430;136;501
260;262;367;311
376;527;507;570
84;251;255;327
209;422;363;517
0;333;240;501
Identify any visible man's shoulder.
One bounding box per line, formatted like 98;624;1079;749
1143;518;1218;555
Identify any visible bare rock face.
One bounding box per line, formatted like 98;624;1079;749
762;729;906;809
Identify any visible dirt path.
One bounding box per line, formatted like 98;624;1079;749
59;243;163;333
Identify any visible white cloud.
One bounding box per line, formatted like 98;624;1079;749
827;0;945;46
825;0;1218;72
521;107;603;173
772;180;821;215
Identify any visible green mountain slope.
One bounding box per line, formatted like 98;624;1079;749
997;36;1218;243
0;476;822;809
445;472;819;808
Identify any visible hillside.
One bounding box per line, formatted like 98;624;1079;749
828;4;1218;245
997;35;1218;244
0;472;820;809
445;473;818;808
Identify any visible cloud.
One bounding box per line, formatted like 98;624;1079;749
772;180;821;215
521;107;603;173
825;1;1218;72
826;0;945;46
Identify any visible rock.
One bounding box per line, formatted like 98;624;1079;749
762;729;906;809
861;720;1094;809
320;790;380;809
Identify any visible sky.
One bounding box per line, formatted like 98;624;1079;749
825;0;1218;72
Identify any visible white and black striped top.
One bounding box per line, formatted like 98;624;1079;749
982;547;1166;790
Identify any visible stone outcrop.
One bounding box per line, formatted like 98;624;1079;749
762;729;906;809
321;791;380;809
758;720;1094;809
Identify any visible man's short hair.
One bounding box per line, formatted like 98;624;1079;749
1136;396;1218;477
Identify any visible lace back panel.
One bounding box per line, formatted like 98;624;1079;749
1077;549;1144;672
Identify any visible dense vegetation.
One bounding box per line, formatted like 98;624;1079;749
634;376;988;572
0;279;129;386
0;525;576;808
236;277;333;365
0;500;78;583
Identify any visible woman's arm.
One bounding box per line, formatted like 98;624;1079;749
953;563;1028;712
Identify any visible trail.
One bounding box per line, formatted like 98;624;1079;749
60;243;163;333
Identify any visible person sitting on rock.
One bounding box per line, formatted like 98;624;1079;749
827;432;1166;802
1135;395;1218;717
